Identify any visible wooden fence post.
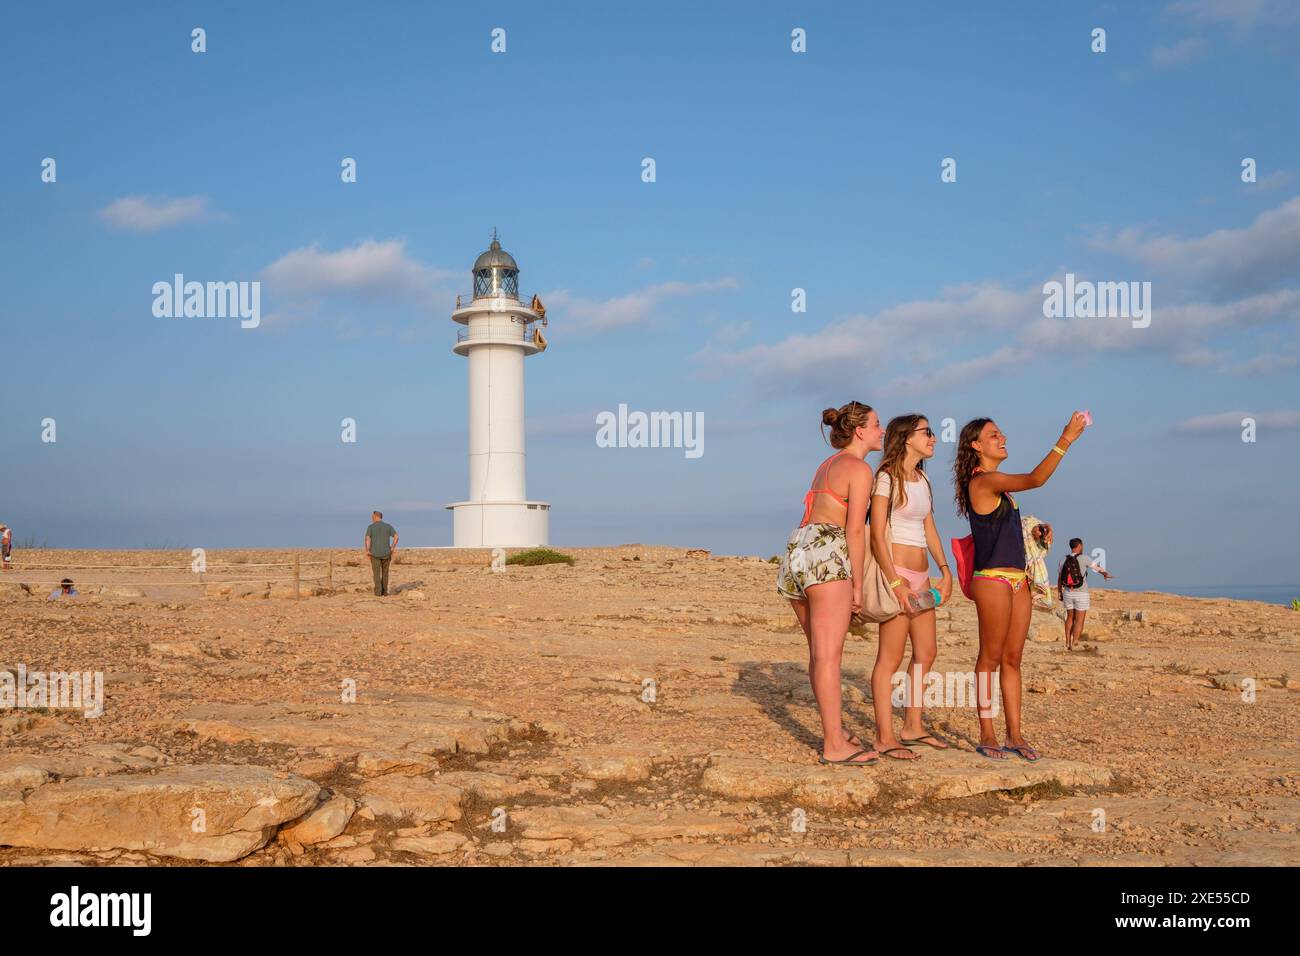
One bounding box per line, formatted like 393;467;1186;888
293;554;301;599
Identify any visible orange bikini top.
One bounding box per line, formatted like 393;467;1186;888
800;452;850;526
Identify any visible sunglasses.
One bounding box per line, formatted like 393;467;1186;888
913;426;935;438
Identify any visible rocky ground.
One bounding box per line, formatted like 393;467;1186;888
1;546;1296;867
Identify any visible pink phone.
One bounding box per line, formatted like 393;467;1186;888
1081;410;1093;427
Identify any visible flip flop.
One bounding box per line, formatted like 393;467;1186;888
876;746;918;760
900;733;951;750
819;749;879;766
1002;742;1041;761
975;743;1010;760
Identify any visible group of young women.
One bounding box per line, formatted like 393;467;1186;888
776;402;1088;766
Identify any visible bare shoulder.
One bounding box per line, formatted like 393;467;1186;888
841;457;872;480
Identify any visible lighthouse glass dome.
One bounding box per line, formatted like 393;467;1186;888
472;238;520;299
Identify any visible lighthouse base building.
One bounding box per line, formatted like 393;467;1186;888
445;234;551;548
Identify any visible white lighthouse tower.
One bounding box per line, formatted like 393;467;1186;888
445;232;551;547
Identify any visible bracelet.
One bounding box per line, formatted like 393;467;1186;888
1052;445;1066;456
938;565;950;571
888;578;902;589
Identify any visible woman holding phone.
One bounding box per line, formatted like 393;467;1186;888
952;412;1087;760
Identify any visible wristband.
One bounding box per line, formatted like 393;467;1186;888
1052;445;1066;456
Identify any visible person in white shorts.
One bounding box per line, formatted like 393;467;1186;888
1057;538;1113;650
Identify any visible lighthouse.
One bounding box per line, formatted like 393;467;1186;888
445;232;551;547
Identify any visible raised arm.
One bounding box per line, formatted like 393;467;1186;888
972;412;1087;499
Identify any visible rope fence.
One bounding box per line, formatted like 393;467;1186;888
3;554;335;599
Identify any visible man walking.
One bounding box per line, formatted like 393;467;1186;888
1057;537;1113;650
364;511;398;596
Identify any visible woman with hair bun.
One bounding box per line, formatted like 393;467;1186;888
776;401;884;765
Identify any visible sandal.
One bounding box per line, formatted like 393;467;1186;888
819;749;879;766
876;746;918;760
1002;742;1041;761
975;743;1010;760
900;733;951;750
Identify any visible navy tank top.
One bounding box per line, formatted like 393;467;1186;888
969;492;1026;572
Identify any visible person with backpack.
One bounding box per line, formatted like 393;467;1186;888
1057;538;1113;650
868;413;952;760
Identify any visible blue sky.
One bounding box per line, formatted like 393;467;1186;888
2;0;1298;593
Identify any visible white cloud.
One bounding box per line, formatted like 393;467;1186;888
1022;287;1300;353
1087;196;1300;297
1175;409;1300;431
1166;0;1300;29
1152;37;1209;67
544;277;738;334
873;346;1031;398
1256;170;1295;192
1229;351;1300;373
1174;346;1226;366
99;195;217;232
697;281;1041;394
262;239;453;301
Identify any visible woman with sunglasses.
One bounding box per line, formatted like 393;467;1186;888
776;401;884;765
952;413;1087;760
868;414;952;759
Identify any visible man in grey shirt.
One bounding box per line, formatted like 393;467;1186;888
1057;537;1113;650
364;511;398;596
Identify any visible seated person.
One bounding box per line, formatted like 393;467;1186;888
48;578;78;600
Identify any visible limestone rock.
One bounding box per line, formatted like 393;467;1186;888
358;776;462;823
435;771;530;802
279;794;356;846
511;804;746;846
701;756;879;809
391;832;467;856
0;765;51;791
0;764;320;862
181;699;523;758
569;746;661;783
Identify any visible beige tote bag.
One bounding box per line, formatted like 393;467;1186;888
851;474;902;626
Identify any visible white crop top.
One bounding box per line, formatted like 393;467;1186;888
873;471;931;547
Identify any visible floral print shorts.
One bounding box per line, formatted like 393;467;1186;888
775;522;851;600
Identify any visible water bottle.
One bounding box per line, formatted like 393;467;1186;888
907;587;942;613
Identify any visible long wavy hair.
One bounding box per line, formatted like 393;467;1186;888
875;413;927;509
821;401;874;449
953;417;993;518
